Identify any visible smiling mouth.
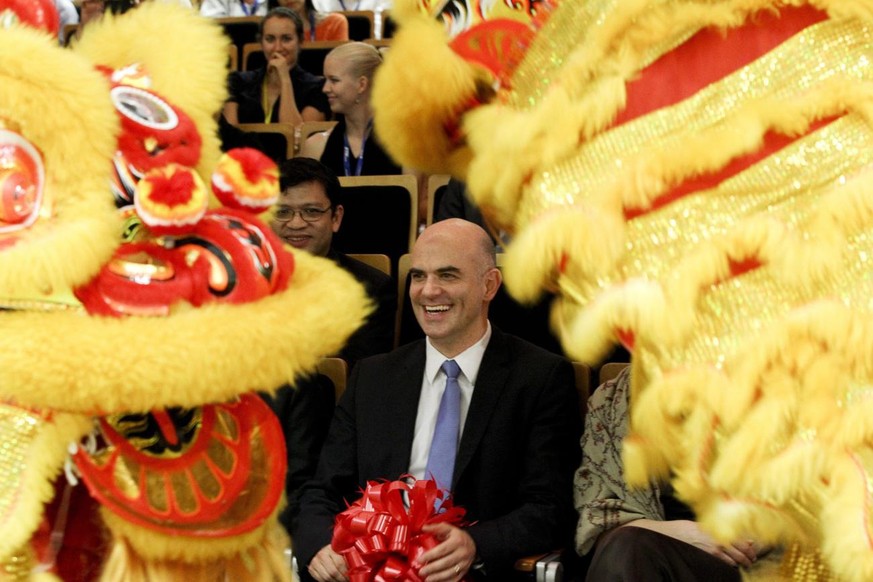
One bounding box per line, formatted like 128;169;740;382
424;305;450;314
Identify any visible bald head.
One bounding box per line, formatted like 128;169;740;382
409;219;501;357
414;219;496;274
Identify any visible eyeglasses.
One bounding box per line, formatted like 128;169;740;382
274;206;332;223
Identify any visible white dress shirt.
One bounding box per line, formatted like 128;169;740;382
407;322;492;480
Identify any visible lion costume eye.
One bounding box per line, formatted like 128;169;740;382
0;128;44;233
110;85;178;131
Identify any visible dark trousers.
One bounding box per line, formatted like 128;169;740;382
585;526;743;582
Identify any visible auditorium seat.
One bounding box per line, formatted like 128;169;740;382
333;175;418;275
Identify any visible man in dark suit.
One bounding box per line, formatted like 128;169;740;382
293;218;581;582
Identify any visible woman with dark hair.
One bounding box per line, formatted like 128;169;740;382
222;7;330;125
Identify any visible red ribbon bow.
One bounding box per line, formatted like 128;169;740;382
331;478;469;582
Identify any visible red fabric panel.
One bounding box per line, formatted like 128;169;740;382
615;5;828;127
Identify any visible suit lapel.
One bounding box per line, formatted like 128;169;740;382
452;329;510;487
382;344;426;478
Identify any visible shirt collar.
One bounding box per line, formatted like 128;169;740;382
424;321;491;384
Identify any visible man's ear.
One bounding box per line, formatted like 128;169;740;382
484;267;501;301
332;204;344;233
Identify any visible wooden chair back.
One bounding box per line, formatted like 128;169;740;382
300;40;347;76
364;38;391;49
227;43;239;71
347;253;391;278
294;121;338;156
341;10;375;40
381;11;396;38
425;174;451;226
572;361;592;425
599;362;630;386
236;122;298;162
334;175;418;273
217;17;261;68
395;253;412;349
242;42;264;71
317;357;349;404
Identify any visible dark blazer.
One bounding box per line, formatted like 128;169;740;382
261;373;336;534
291;326;581;579
227;66;331;123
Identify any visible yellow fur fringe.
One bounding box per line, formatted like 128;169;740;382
501;207;626;303
623;302;873;580
0;26;121;299
99;515;292;582
0;250;371;413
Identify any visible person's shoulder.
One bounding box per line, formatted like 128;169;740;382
228;68;260;90
233;69;260;82
590;366;630;406
300;130;331;160
323;12;346;23
292;65;324;85
353;340;422;372
494;326;568;364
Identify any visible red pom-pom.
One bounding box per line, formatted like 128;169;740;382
211;148;279;213
134;164;208;235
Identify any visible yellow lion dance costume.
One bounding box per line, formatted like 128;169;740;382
372;1;873;580
0;3;368;580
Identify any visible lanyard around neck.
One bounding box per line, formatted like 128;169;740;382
261;75;275;123
342;119;373;177
337;0;360;10
240;0;259;16
308;11;316;41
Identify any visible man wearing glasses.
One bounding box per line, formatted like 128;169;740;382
271;157;396;364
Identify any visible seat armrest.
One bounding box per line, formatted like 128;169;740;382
514;550;564;582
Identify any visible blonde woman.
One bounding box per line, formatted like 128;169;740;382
301;42;401;176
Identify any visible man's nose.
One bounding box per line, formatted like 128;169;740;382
420;276;441;296
287;212;308;226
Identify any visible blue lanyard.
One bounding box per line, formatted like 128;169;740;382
240;0;259;16
343;120;372;177
337;0;360;9
308;11;316;40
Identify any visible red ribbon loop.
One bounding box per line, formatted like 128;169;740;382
332;478;469;582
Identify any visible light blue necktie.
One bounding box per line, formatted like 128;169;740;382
425;359;462;491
